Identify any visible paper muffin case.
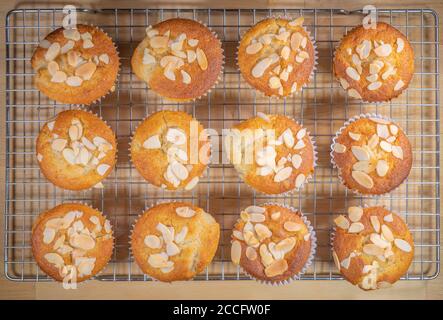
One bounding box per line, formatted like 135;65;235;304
34;201;116;289
142;20;224;103
332;26;410;104
128;111;211;192
330;113;409;197
236;15;318;100
232;202;317;286
128;200;217;282
37;106;118;192
232;118;317;196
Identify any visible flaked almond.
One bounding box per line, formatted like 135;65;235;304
188;38;199;47
246;247;257;260
264;259;288;277
363;244;384;256
391;145;404;159
348;132;361;141
176;206;196;218
352;170;374;188
166;242;180;256
246;42;263;55
274;166;292;182
254;223;272;240
142;49;156;65
367;81;382;91
290;32;303;51
368;134;379;149
333;143;346;153
291;154;302;169
184;177;199;191
351;146;370;161
98;53;110;64
275;237;296;253
196;48;208;71
75;61;96;80
346;66;360;81
252;57;273;78
271;211;281;220
245;206;265;214
284;221;302;232
339;78;349;90
381;224;394;242
295;51;309;63
45;42;60;61
282;128;295;148
366;73;378;82
44;252;64;267
295;174;305;188
244;231;259;247
370;216;381;233
47;61;59;76
148;253;170;268
249;213;266;223
259;244;274;267
163;68;176;81
384;214;394;222
51;70;67;83
356;40;371;60
61;148;76;165
144;235;161;249
150;36;168;48
374;43;392;57
70;233;95;250
43;227;56;244
376;160;389;177
143;135;161;149
180;70;191;84
347;88;362;99
370;233;390;248
394;79;405;91
233;230;244;241
380;141;392;153
293;139;305;150
377;124;390;139
341;257;351;269
63;28;80;41
52;138;67;152
66;76;83;87
334;215;350;230
268;76;282;89
332;250;341;270
175;226;188;244
394;238;412;252
171;161;189;180
288;16;304;27
348;222;364;233
96;164;110;176
82;39;94;49
348;206;363;222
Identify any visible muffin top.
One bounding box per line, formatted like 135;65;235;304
334;22;414;102
36;109;116;191
31;203;114;284
226;113;315;194
333;206;414;290
231;204;313;283
31;24;119;105
332;116;412;195
131;18;224;101
130;110;210;191
238;17;316;98
131;202;220;282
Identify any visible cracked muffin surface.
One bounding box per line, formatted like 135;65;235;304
130;202;220;282
130;110;210;191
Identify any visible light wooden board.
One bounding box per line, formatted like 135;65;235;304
0;0;442;300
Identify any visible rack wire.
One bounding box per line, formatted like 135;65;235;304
4;8;440;282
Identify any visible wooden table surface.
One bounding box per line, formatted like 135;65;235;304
0;0;442;300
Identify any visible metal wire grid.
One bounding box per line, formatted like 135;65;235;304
3;8;440;282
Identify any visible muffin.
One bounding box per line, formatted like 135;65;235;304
31;24;119;105
131;202;220;282
331;115;412;195
225;113;315;194
332;205;414;290
31;203;114;287
131;18;224;101
333;22;414;102
238;17;316;98
230;204;315;284
130;110;210;191
36;109;117;190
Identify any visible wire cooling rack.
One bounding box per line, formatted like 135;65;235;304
3;8;440;282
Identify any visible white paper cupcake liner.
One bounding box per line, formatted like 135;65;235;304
37;107;118;192
236;15;318;100
231;202;317;286
33;201;115;289
128;110;211;192
330;112;410;197
140;19;224;103
230;114;317;196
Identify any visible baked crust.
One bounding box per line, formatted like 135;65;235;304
227;114;315;194
231;204;313;283
130;110;210;191
332;117;412;195
333;206;414;290
131;18;223;101
36;109;117;191
333;22;414;102
238;17;315;97
31;24;119;105
31;203;114;283
131;202;220;282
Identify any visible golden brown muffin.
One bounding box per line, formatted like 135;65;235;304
31;203;114;286
130;110;210;191
36;109;117;191
31;24;119;105
238;17;316;98
225;113;315;194
131;18;224;101
230;204;315;284
331;115;412;195
333;22;414;102
332;206;414;290
131;202;220;282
